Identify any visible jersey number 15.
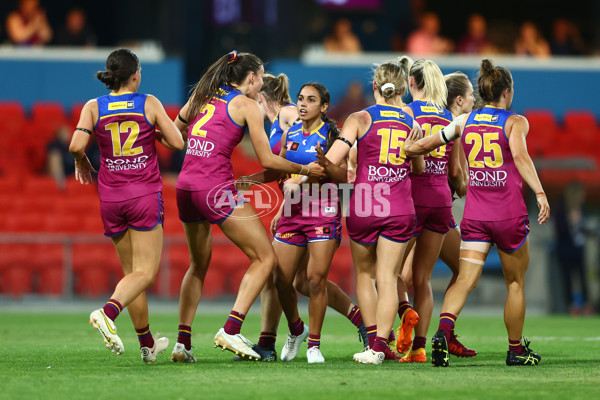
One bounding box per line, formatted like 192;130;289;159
377;128;407;165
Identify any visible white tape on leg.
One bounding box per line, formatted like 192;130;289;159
459;257;485;265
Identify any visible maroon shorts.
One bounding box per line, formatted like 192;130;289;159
347;213;415;245
461;216;530;252
100;192;164;237
176;187;240;225
414;206;453;235
274;215;341;246
449;215;458;229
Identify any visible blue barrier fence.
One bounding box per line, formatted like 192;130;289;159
1;49;598;121
0;48;183;111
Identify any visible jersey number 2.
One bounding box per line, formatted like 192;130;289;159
190;104;216;137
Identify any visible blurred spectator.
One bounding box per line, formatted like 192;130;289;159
47;126;75;189
55;7;96;47
323;18;362;53
549;18;586;55
514;21;550;57
47;125;99;189
5;0;52;46
457;14;497;54
328;80;370;126
553;181;595;315
406;12;453;56
391;0;426;52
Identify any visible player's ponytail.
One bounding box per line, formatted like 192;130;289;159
323;116;340;154
477;59;512;103
373;55;412;99
410;59;447;109
97;48;140;91
261;73;292;105
188;51;263;120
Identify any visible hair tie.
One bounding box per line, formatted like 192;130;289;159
228;50;238;64
381;83;395;92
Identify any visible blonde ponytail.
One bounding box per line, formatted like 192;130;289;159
373;55;413;99
410;59;447;109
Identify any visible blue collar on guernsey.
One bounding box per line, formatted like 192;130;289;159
219;83;241;95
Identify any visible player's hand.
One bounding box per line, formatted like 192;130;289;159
306;161;326;179
283;179;301;198
537;193;550;224
347;168;356;184
235;176;253;191
315;143;330;169
404;124;423;151
270;205;283;236
74;154;96;185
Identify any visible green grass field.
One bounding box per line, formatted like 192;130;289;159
1;309;599;400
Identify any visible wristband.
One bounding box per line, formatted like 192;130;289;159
536;192;546;197
440;128;450;144
299;165;306;175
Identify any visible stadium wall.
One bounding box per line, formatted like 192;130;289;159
0;48;183;110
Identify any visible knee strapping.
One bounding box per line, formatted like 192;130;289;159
460;240;492;253
459;257;485;265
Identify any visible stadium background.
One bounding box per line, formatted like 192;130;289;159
0;0;598;316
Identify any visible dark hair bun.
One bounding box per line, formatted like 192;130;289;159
97;70;116;88
480;59;495;75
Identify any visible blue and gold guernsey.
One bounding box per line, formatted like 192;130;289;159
94;92;161;202
407;100;454;208
269;103;295;155
177;84;244;191
353;103;415;216
284;120;339;219
462;106;527;221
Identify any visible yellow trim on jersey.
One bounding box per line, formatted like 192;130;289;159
483;105;504;109
465;123;503;129
214;97;227;104
288;121;325;139
306;121;325;139
375;103;403;109
99;112;144;120
109;91;134;96
373;119;411;130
